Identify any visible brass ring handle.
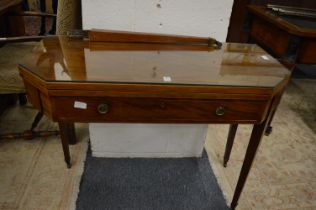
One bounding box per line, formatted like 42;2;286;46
215;106;225;116
97;103;109;114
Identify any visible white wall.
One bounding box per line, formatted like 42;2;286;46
90;124;208;158
82;0;233;157
82;0;234;41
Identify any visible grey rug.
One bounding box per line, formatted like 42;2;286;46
76;148;229;210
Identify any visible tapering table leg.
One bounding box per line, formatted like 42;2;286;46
264;109;275;135
58;122;72;168
264;90;284;136
223;124;238;167
67;123;77;145
230;120;267;209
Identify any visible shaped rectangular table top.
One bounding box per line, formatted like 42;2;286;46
19;36;289;89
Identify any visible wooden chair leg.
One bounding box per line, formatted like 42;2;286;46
39;0;46;35
48;0;58;34
18;93;27;105
0;111;57;141
223;124;238;167
22;0;29;10
30;112;43;131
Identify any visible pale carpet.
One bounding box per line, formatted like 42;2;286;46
205;79;316;210
0;79;315;210
0;105;88;210
0;43;37;94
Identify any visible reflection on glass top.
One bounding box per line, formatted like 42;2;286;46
19;36;290;88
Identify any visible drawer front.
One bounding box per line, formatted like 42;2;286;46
52;97;268;123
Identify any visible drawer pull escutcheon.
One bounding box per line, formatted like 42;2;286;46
97;103;109;114
215;106;225;116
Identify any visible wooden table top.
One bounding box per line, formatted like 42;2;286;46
19;36;289;89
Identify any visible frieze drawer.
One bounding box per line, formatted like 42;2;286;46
51;97;269;123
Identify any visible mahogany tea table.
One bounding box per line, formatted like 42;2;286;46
18;31;290;209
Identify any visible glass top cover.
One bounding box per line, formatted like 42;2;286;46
19;36;289;88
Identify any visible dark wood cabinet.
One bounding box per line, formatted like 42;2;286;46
247;5;316;68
